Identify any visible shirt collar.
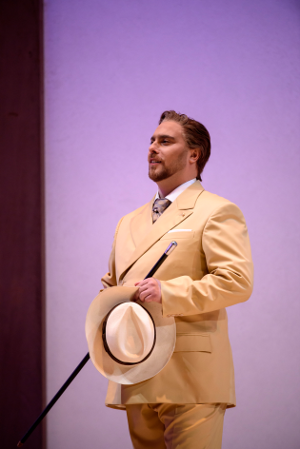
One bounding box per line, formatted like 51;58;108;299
154;178;197;203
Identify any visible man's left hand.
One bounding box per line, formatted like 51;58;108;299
134;278;162;303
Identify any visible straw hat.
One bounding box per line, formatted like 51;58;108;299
85;286;176;385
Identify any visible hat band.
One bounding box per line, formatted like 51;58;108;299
102;303;156;366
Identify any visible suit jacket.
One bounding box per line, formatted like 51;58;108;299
101;181;253;409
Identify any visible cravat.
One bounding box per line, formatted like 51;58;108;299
152;198;171;223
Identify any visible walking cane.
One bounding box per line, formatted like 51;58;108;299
17;241;177;447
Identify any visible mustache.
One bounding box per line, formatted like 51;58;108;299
148;154;163;163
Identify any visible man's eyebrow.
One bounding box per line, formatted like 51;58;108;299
150;134;176;142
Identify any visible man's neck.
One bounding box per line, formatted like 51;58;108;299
157;176;196;198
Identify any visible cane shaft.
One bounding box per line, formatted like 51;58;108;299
17;353;90;447
144;241;177;279
17;240;177;446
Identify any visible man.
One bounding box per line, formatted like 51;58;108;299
101;110;253;448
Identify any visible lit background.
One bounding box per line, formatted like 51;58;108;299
44;0;300;447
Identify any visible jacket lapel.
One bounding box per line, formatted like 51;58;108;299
130;198;154;250
119;181;204;282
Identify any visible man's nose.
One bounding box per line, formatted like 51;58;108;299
149;141;158;153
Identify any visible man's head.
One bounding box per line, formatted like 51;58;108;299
148;111;211;188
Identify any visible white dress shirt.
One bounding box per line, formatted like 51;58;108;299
155;178;197;203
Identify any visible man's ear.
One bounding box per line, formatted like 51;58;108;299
189;148;201;164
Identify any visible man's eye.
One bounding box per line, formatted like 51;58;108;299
162;139;169;144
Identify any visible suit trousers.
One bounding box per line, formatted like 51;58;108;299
126;403;226;449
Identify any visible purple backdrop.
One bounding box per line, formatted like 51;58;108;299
44;0;300;448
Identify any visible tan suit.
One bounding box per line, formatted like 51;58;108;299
101;180;253;411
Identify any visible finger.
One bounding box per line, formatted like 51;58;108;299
139;288;153;301
138;284;151;294
139;289;149;301
136;280;149;288
132;287;141;301
143;293;153;302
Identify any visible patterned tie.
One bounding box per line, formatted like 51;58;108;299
152;198;171;223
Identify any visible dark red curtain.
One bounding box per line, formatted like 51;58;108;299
0;1;45;447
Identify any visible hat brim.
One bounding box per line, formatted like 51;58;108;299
85;286;176;385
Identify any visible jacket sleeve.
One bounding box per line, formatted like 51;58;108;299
160;202;254;317
101;217;124;289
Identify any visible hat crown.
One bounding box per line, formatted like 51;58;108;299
106;302;155;364
86;286;176;385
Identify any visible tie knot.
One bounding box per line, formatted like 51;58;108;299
152;198;171;223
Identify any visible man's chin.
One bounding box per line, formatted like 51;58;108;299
148;169;171;182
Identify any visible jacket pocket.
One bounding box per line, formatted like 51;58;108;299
174;334;212;353
160;231;195;240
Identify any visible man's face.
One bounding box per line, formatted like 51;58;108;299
148;120;189;182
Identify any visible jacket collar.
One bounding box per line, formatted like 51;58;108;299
119;180;204;282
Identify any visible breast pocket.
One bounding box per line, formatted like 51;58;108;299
174;334;212;353
160;230;195;240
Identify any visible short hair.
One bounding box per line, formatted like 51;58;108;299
159;110;211;181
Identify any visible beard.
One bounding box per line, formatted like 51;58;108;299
148;150;188;182
149;164;174;182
